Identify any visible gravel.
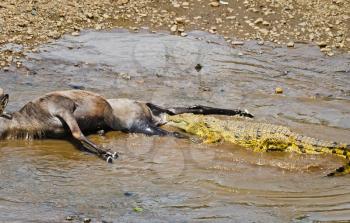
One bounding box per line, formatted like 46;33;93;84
0;0;349;68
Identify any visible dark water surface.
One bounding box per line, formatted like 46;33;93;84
0;29;350;222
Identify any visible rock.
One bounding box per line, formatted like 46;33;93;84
180;32;188;37
86;12;93;19
216;18;223;24
275;87;283;94
133;207;144;212
232;41;244;45
209;2;220;7
262;21;270;26
320;47;331;52
83;218;91;223
177;26;185;32
48;31;61;39
170;25;177;33
327;51;334;56
259;28;269;35
175;17;185;24
287;41;294;47
254;18;264;24
124;192;133;197
71;31;80;36
209;26;217;33
317;41;327;48
119;72;131;80
195;64;202;72
182;2;189;7
65;216;74;221
95;24;102;30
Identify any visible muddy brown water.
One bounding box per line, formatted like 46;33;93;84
0;29;350;222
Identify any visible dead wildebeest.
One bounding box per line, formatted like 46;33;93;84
0;89;253;162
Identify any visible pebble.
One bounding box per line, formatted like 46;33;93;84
124;192;133;197
133;207;144;212
275;87;283;94
254;18;264;25
170;25;177;33
317;41;327;48
65;216;74;221
86;13;94;19
226;16;236;20
219;0;229;5
175;17;185;24
262;21;270;26
209;26;217;34
83;218;92;223
177;27;185;32
209;2;220;7
232;41;244;45
195;63;203;72
71;31;80;36
287;41;294;47
48;31;61;39
182;2;189;7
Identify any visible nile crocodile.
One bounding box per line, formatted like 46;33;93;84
166;113;350;176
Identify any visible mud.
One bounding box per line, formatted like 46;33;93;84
0;30;350;222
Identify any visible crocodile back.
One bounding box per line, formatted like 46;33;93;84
167;114;350;176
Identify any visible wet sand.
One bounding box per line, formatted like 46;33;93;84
0;30;349;222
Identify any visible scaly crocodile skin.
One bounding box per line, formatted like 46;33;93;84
166;114;350;176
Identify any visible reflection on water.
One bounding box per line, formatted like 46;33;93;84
0;29;350;222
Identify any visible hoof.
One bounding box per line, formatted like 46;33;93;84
243;109;254;118
106;156;113;163
106;151;119;159
112;152;119;159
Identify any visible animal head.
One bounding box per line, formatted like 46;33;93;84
0;88;9;115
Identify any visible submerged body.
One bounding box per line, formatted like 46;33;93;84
1;91;112;139
167;113;350;176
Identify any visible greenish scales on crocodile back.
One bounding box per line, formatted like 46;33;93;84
166;113;350;176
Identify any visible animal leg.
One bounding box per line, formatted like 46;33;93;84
146;103;254;118
56;111;118;162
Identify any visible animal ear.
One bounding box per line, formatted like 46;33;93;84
0;94;9;115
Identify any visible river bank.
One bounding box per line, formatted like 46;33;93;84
0;0;349;68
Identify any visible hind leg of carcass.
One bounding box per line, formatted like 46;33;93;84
55;110;118;162
146;103;254;118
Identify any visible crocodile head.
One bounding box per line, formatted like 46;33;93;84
166;114;223;143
